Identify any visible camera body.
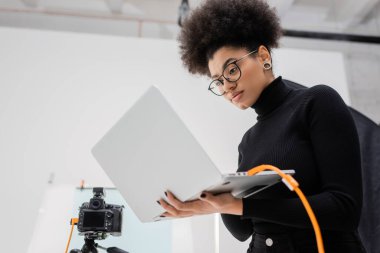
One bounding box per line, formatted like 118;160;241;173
77;187;123;237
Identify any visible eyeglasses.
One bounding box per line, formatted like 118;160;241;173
208;49;258;96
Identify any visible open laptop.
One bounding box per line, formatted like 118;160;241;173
91;86;294;223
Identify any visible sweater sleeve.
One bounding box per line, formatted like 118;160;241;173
221;214;253;241
221;152;253;241
241;85;363;231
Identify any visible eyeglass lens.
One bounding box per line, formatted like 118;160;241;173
210;63;241;96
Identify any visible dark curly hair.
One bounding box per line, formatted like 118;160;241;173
178;0;282;76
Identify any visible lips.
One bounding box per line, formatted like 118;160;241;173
232;91;243;102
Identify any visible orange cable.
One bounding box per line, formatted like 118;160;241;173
247;164;325;253
65;218;79;253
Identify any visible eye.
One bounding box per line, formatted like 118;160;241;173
216;79;224;86
229;66;238;75
224;63;239;79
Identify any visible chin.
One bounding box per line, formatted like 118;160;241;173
235;103;249;110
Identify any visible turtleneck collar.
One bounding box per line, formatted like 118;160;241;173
251;76;292;119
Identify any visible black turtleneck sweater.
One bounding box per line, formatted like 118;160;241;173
221;76;363;241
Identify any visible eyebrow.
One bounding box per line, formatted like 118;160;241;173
211;57;237;79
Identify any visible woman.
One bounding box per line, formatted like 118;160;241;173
157;0;366;252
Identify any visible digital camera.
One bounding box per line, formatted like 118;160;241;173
77;187;123;237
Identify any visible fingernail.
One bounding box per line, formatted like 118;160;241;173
157;200;161;205
164;191;168;197
200;193;206;198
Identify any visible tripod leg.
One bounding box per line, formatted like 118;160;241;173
81;239;98;253
106;247;129;253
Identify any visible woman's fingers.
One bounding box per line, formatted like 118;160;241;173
165;191;184;210
159;198;179;215
165;191;198;211
158;198;194;217
158;191;222;217
159;191;241;217
161;211;193;218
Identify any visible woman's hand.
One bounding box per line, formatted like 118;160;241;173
158;191;243;218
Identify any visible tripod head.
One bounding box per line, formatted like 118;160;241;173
69;238;129;253
70;238;98;253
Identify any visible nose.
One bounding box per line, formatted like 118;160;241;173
222;78;237;93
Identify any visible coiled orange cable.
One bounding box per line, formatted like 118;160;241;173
247;164;325;253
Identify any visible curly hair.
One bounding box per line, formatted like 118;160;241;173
178;0;282;76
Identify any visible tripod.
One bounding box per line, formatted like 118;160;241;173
70;238;129;253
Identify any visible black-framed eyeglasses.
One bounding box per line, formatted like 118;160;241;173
208;49;258;96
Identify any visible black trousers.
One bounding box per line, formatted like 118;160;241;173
247;229;366;253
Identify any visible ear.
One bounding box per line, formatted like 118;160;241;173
257;45;272;64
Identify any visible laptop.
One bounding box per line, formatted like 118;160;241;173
91;86;294;223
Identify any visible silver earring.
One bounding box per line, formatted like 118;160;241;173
263;61;272;70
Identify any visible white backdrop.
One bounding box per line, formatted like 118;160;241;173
0;27;349;253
